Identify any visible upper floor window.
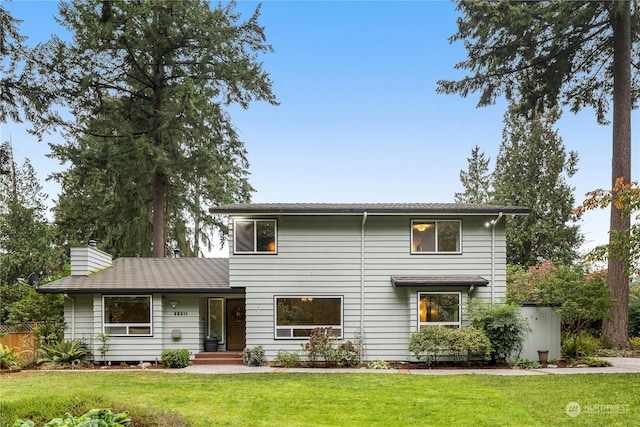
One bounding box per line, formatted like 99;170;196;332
103;295;152;336
411;220;461;254
234;219;277;254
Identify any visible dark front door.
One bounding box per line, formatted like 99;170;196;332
226;299;246;351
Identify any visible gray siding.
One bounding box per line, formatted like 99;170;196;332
230;214;507;361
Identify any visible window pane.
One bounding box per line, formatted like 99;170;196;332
208;298;224;340
235;221;255;252
104;297;151;324
437;222;460;252
419;294;459;323
412;222;435;252
276;297;341;327
256;220;276;252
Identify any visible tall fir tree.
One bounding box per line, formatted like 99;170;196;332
454;144;493;204
493;106;582;268
437;0;637;348
29;0;277;257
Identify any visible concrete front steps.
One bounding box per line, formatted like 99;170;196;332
193;351;244;366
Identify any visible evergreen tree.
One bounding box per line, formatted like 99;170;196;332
454;144;493;204
29;0;277;257
437;0;637;348
0;142;65;325
493;106;582;268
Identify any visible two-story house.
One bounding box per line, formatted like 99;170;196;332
39;203;530;363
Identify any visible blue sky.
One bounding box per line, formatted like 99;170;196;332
3;0;638;255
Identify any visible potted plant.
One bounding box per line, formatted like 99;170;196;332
203;335;219;352
537;349;549;364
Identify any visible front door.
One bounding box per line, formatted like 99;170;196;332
226;299;246;351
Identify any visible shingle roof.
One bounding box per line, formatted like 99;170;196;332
209;203;530;215
38;258;231;294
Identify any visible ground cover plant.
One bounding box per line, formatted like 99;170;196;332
1;371;638;426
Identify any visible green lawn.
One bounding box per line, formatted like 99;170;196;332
1;371;639;426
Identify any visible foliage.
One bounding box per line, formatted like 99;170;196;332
562;333;601;360
273;350;300;368
301;327;336;366
93;333;110;363
30;0;277;257
507;263;614;345
630;337;640;351
575;179;640;280
334;340;360;367
454;144;493;204
242;346;266;367
438;0;636;350
467;300;531;364
367;359;390;370
570;357;613;368
160;349;190;369
509;358;540;370
0;344;21;370
14;408;131;427
37;340;87;367
408;326;491;366
493;105;582;267
33;322;65;347
630;283;640;338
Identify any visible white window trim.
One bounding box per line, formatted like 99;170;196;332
410;219;462;254
233;218;278;254
417;292;461;328
102;295;153;337
274;295;344;340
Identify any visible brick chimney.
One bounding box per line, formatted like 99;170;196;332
70;241;112;276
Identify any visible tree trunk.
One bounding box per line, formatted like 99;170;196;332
603;1;631;349
152;169;166;258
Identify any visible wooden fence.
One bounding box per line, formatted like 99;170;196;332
0;324;37;362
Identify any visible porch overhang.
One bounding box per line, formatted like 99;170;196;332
390;275;489;288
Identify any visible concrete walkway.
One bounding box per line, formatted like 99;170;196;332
171;357;640;376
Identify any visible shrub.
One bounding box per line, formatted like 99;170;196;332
0;344;21;370
570;357;612;368
14;408;132;427
447;327;492;364
367;359;390;370
273;350;300;368
242;346;266;366
335;340;360;367
37;340;87;367
468;300;531;364
509;358;540;369
409;326;450;366
33;322;65;346
301;327;336;366
630;336;640;351
562;332;601;359
160;349;190;368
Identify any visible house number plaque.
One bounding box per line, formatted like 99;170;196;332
173;311;188;316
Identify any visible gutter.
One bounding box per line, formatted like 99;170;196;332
360;212;368;362
489;212;504;307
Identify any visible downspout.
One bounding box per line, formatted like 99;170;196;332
360;212;368;359
64;293;75;340
490;212;504;307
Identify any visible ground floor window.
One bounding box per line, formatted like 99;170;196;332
103;295;152;336
275;296;343;339
418;292;461;328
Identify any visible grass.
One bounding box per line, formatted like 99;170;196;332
1;371;639;426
